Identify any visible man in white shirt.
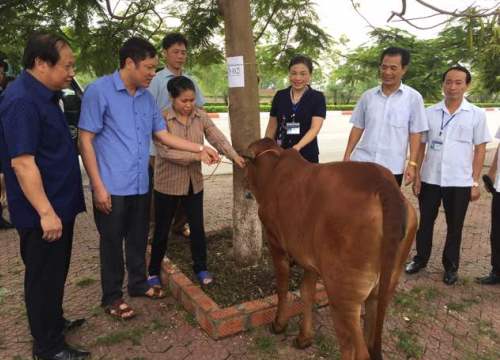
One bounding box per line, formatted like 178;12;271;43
343;46;428;186
476;127;500;285
147;33;205;238
406;65;491;285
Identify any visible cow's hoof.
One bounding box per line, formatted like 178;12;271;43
293;336;313;349
269;321;287;334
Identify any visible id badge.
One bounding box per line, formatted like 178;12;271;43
286;122;300;135
430;139;443;151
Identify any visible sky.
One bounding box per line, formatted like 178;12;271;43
314;0;499;48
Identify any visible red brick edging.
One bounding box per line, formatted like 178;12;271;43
161;259;329;339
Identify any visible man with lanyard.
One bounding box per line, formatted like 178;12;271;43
0;33;89;360
78;37;218;319
406;65;491;285
343;46;428;186
147;32;204;238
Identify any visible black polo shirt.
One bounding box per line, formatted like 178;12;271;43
270;86;326;163
0;71;85;228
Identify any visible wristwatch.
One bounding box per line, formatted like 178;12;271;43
472;181;479;187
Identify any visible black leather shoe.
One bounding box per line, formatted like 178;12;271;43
63;318;86;333
443;270;458;285
405;260;426;274
0;217;14;229
33;344;90;360
475;272;500;285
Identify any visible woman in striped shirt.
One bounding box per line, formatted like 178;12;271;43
148;76;245;286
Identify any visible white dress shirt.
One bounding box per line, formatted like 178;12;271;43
420;99;491;187
349;83;428;174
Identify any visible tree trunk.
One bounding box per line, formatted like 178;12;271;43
219;0;262;265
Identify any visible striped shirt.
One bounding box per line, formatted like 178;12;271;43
154;108;239;195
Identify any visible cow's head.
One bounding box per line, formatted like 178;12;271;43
243;138;283;202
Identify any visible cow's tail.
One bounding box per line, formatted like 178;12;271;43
369;176;416;360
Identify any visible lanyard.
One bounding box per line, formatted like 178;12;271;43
290;87;308;114
439;110;457;136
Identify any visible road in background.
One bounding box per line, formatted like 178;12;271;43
202;109;500;175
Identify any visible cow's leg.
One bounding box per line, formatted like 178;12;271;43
294;270;318;349
268;243;290;334
363;283;379;350
330;305;370;360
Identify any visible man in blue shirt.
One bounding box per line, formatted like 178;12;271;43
0;34;90;360
78;37;218;319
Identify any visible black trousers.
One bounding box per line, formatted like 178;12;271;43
490;192;500;274
413;182;471;271
18;221;75;358
149;187;207;276
93;194;150;306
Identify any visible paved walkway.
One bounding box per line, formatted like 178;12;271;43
1;156;499;359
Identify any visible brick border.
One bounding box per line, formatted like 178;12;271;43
161;259;329;339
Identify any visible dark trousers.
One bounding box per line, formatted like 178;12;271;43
413;182;471;271
394;174;403;187
490;192;500;274
18;221;75;358
149;187;207;276
148;160;187;234
94;194;150;306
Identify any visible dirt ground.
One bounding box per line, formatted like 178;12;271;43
1;155;500;360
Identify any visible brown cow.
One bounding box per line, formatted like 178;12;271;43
244;138;417;360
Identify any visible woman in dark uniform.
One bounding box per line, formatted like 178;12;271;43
265;55;326;163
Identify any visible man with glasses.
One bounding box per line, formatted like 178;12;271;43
343;47;428;187
0;33;89;360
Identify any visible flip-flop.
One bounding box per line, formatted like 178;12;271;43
196;271;214;286
130;286;167;299
482;174;495;194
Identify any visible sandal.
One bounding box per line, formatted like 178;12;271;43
482;174;495;194
147;275;162;289
105;299;135;320
143;287;167;299
196;271;214;286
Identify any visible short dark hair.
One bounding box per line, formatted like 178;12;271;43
380;47;410;67
442;65;472;84
22;32;70;69
0;59;8;72
119;37;157;69
288;55;313;73
162;33;188;50
167;76;195;98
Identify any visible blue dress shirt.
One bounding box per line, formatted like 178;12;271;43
0;71;85;228
78;71;166;196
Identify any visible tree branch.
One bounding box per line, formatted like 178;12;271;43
254;1;280;43
103;0;156;21
387;0;407;22
386;0;499;29
350;0;377;29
